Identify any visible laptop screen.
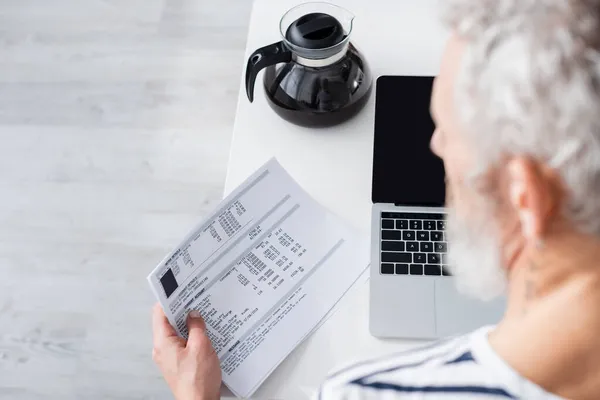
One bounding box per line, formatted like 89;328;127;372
371;76;446;207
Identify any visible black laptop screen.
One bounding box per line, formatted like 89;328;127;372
371;76;446;207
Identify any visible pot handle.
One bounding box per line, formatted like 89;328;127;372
245;41;292;103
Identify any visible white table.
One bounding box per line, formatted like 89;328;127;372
225;0;448;398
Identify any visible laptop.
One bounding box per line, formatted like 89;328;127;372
369;75;505;339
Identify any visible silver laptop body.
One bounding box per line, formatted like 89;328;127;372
369;76;505;339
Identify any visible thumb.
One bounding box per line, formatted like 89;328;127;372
186;310;208;351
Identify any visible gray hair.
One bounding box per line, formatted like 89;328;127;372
444;0;600;236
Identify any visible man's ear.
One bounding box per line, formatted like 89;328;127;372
506;157;556;241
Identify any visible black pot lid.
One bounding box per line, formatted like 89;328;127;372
285;12;345;49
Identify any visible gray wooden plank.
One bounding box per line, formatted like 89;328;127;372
0;0;251;398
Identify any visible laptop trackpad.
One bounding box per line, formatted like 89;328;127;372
435;279;505;338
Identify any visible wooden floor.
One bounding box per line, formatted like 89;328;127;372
0;1;251;398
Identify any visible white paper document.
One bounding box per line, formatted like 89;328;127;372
147;159;369;398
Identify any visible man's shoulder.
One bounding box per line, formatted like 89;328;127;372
318;335;470;393
317;330;510;400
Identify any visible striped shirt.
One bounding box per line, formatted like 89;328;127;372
317;326;563;400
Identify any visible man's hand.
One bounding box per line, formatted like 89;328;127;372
152;303;222;400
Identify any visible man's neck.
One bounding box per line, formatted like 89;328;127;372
489;233;600;400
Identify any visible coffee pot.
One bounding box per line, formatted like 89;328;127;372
245;2;373;127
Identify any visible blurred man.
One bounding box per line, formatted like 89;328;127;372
152;0;600;398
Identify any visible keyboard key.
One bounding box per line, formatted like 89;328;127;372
381;263;395;274
442;266;452;276
381;252;412;263
425;265;442;275
417;231;429;241
381;241;405;251
403;231;415;241
410;264;423;275
428;254;441;264
381;219;394;229
420;242;434;252
442;253;448;264
424;221;436;230
437;220;446;230
410;220;422;230
414;253;427;264
431;231;444;241
435;242;447;252
406;242;419;252
382;230;403;240
396;264;409;275
396;220;408;230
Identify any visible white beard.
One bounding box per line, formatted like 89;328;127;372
446;206;507;301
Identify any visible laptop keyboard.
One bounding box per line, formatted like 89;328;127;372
380;212;451;277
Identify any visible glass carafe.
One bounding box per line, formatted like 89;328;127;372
245;2;373;128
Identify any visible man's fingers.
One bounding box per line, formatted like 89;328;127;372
186;310;209;351
152;303;178;347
